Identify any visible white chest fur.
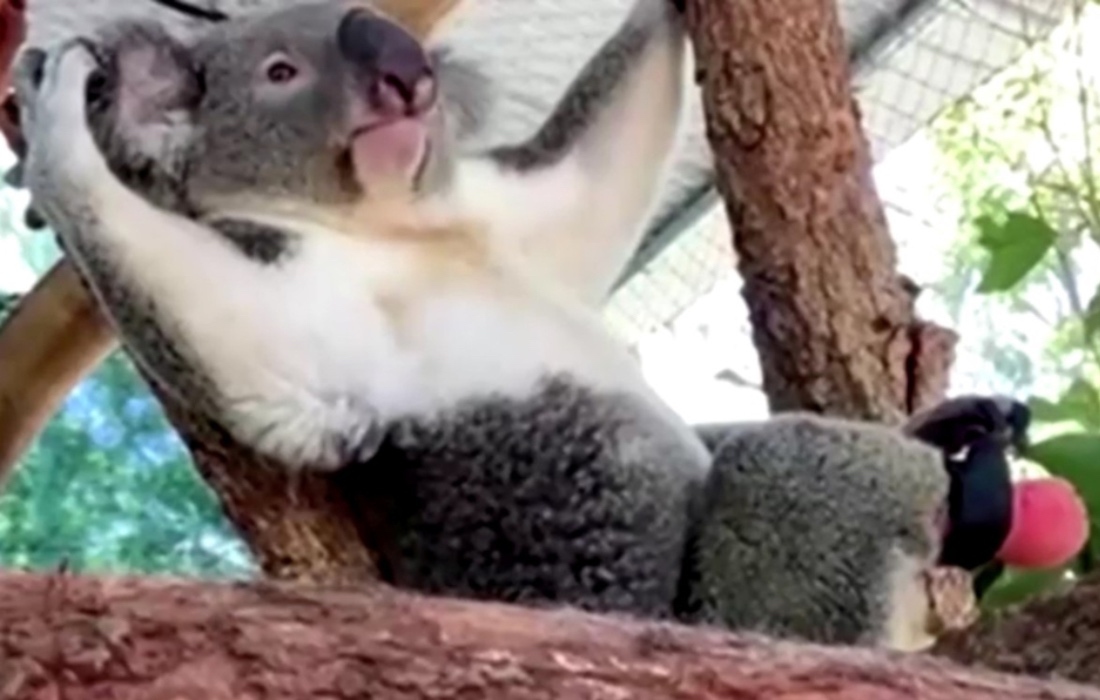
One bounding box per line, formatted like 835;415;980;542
154;215;698;459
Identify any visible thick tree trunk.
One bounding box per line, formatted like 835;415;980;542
2;571;1099;700
682;0;957;423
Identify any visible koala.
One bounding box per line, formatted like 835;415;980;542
14;0;707;618
676;395;1089;650
23;0;1075;644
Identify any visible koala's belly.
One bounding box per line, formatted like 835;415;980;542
341;374;708;619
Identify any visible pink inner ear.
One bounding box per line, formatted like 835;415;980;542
117;46;181;126
997;478;1090;569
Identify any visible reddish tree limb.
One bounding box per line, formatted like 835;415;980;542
1;571;1099;700
682;0;956;423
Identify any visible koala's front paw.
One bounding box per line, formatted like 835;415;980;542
14;40;103;192
224;393;386;471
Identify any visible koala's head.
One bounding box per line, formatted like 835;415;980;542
86;1;486;217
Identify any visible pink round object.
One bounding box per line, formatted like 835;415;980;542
997;477;1090;569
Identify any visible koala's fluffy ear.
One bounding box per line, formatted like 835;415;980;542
372;0;468;41
94;21;202;160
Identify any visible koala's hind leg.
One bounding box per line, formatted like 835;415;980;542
678;415;948;649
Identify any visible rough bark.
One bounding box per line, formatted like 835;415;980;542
2;571;1100;700
152;392;382;584
932;573;1100;688
682;0;957;423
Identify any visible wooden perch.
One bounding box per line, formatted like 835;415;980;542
682;0;957;423
2;570;1100;700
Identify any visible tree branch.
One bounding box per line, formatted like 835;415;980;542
0;261;114;489
2;570;1099;700
682;0;956;423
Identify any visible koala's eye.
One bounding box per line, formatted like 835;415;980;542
263;57;299;84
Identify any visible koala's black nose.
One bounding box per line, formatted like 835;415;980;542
337;9;436;116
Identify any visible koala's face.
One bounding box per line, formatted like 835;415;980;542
89;2;455;216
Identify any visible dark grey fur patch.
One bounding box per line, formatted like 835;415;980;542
209;218;297;265
488;15;651;172
338;375;707;620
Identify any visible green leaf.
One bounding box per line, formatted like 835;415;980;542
1028;381;1100;432
1029;397;1069;424
1026;433;1100;518
1061;381;1100;431
974;211;1056;293
980;567;1070;611
1086;284;1100;343
1077;524;1100;576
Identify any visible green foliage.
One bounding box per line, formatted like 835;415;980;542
986;380;1100;608
1029;379;1100;431
0;349;256;578
1086;285;1100;342
930;5;1100;609
1028;433;1100;515
0;292;18;319
974;211;1057;293
981;567;1073;611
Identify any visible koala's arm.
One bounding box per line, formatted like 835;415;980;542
453;0;686;303
678;415;948;651
14;39;382;470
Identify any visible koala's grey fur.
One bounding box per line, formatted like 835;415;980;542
342;375;700;617
680;414;948;648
